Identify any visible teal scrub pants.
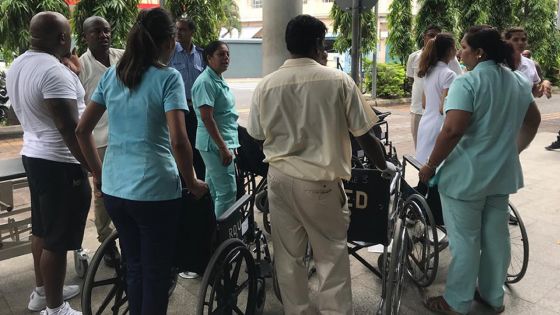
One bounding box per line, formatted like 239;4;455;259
200;146;237;217
440;193;510;314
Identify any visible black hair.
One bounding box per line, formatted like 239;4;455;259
116;8;175;89
285;14;327;57
503;27;527;40
418;33;455;78
465;25;516;70
203;40;228;63
424;25;442;35
176;17;196;32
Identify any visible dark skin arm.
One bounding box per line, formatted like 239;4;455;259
200;105;233;166
517;101;541;153
46;98;90;170
75;101;105;192
355;131;388;170
418;109;471;183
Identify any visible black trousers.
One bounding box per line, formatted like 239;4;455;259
185;107;205;180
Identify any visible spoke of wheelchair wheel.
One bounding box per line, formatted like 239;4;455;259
229;254;244;285
232;279;250;297
97;284;118;314
92;277;119;288
233;305;244;315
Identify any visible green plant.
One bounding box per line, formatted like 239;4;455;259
363;61;408;99
516;0;560;83
387;0;414;65
455;0;488;37
330;3;377;54
487;0;516;32
0;0;70;63
165;0;228;47
72;0;140;55
415;0;455;48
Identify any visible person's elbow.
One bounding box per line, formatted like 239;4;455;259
441;124;464;140
170;135;190;152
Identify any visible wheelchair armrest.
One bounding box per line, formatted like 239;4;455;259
403;154;423;171
217;194;252;223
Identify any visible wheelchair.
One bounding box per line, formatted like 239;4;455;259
401;155;530;287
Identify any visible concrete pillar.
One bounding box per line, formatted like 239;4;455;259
262;0;303;75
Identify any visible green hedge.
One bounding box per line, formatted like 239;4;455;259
363;61;409;99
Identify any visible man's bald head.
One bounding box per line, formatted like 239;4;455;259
29;11;71;58
83;16;109;34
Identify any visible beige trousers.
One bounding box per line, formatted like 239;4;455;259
268;167;353;315
94;146;113;243
411;112;422;148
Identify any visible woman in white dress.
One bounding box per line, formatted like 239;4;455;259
416;33;458;164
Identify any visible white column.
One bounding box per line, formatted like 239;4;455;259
262;0;303;75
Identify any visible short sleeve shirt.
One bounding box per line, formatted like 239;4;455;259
79;48;124;148
169;42;205;100
91;66;188;201
517;55;541;84
407;50;462;114
191;67;239;151
247;58;378;181
437;61;534;200
6;51;85;164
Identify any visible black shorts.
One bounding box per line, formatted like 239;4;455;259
22;156;91;252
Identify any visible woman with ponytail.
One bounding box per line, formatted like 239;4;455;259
76;8;207;314
415;33;458;164
419;25;541;315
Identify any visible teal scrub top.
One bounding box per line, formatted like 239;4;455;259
191;67;239;151
437;61;534;200
91;66;188;201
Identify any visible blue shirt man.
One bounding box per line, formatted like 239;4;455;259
169;18;206;183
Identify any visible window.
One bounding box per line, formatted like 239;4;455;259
251;0;262;8
323;0;334;3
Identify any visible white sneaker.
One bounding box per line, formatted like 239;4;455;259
39;302;82;315
179;271;199;279
28;285;81;311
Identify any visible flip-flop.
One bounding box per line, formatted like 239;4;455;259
473;289;505;313
424;296;463;315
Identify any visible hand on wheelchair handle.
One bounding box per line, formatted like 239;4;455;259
418;165;435;184
380;161;397;179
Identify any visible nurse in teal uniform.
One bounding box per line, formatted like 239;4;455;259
419;26;541;315
192;41;239;217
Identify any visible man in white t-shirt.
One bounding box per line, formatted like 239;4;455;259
504;27;555;150
78;16;124;266
406;25;462;147
6;12;90;315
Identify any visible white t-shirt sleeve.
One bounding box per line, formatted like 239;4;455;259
530;60;541;84
42;66;78;100
449;57;463;75
406;53;415;78
442;70;457;89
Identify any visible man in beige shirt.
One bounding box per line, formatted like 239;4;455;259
248;15;394;315
78;16;124;266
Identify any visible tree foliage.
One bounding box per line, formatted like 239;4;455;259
415;0;455;48
455;0;488;37
387;0;414;65
220;0;241;38
487;0;516;32
330;3;377;54
516;0;560;81
165;0;227;47
72;0;140;55
0;0;70;62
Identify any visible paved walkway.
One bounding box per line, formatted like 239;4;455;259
0;98;559;314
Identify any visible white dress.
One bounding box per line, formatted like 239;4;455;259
416;61;457;164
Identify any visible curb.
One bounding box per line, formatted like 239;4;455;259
364;95;411;107
0;125;23;139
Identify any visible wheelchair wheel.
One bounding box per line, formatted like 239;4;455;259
383;218;408;315
82;231;128;315
197;238;257;315
82;232;177;315
403;194;439;287
506;203;529;284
